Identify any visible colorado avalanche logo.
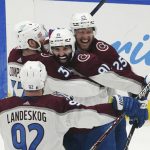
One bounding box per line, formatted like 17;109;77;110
96;42;109;51
77;54;90;62
41;53;52;57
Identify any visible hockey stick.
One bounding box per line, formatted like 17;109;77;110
90;0;106;16
89;82;150;150
90;113;125;150
124;124;136;150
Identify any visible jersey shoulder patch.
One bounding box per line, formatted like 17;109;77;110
40;53;52;58
77;53;90;62
96;41;109;52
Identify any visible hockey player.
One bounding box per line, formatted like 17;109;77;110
62;12;148;150
48;28;146;103
66;12;149;150
0;61;148;150
48;28;148;150
70;12;145;93
8;21;50;97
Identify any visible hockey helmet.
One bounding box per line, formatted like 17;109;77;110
49;28;75;59
20;61;47;91
70;12;96;34
15;21;48;51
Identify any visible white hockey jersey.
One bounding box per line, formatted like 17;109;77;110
0;94;118;150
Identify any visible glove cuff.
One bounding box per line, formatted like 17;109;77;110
113;95;124;110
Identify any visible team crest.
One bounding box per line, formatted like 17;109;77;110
96;42;109;51
41;53;52;57
77;54;90;62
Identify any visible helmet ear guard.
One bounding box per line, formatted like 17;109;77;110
20;61;47;91
70;12;97;34
49;28;76;59
15;21;48;51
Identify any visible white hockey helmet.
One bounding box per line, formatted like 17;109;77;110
70;12;96;33
15;21;48;51
20;61;47;91
49;28;75;59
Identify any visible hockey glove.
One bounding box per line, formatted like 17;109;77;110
129;100;148;128
112;95;148;128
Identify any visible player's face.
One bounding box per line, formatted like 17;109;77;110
75;27;94;51
52;46;72;64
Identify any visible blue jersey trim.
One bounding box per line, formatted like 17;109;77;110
0;0;7;98
53;0;150;5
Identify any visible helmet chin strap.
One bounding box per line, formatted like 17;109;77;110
93;30;96;36
29;47;41;51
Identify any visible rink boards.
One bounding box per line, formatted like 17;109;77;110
1;0;150;98
0;1;150;150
